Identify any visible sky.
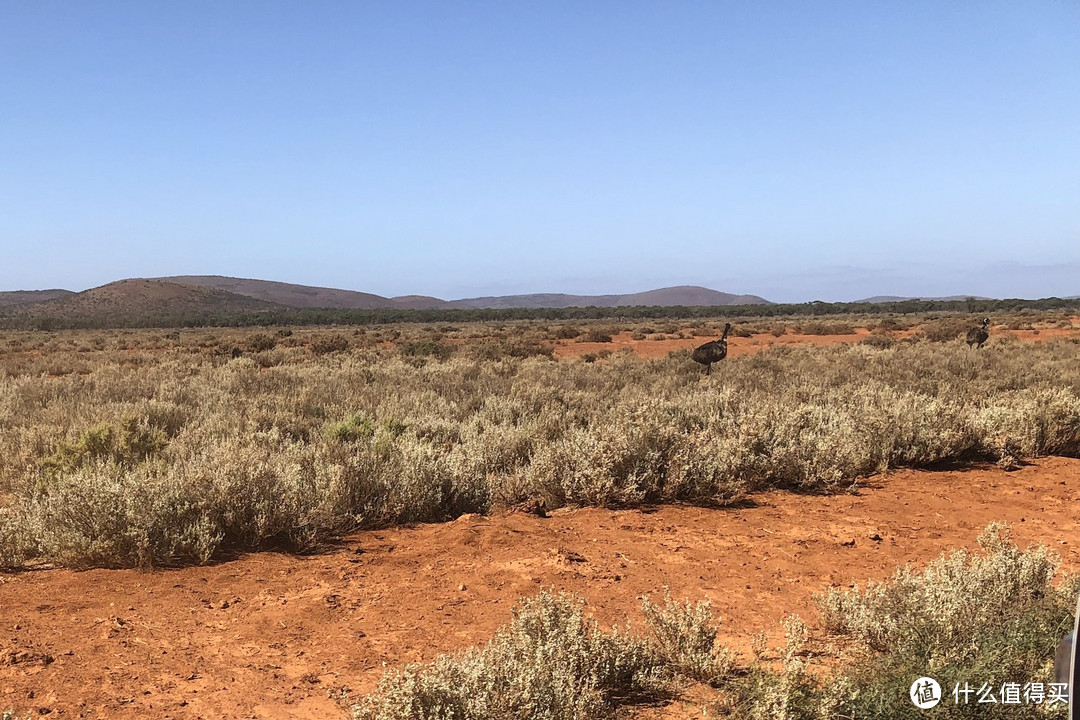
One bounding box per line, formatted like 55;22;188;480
1;2;1078;303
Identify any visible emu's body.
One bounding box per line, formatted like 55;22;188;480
692;323;732;375
966;317;990;348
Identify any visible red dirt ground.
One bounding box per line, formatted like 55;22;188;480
3;458;1079;719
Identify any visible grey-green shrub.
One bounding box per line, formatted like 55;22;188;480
816;523;1060;661
726;525;1075;720
4;333;1080;568
350;591;664;720
641;589;732;684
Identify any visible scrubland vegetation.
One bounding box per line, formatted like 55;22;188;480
349;525;1073;719
2;317;1079;719
1;317;1079;569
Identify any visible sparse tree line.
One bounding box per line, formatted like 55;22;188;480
2;295;1079;330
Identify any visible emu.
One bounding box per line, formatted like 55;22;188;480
692;323;732;375
966;317;990;348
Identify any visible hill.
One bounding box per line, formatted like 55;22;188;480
449;285;770;309
152;277;766;310
857;294;992;303
0;289;74;307
155;275;452;310
4;279;283;324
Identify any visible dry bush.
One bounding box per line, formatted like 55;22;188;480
816;524;1059;658
874;316;902;331
577;329;614;343
724;526;1075;720
245;332;277;353
552;325;580;340
311;334;350;355
465;339;554;361
859;333;894;349
350;591;665;720
915;315;980;343
398;339;454;360
794;321;855;335
3;328;1080;569
641;589;732;685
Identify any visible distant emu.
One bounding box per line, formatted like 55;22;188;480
692;323;732;375
966;317;990;348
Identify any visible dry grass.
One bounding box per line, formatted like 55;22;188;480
2;324;1080;569
349;589;733;720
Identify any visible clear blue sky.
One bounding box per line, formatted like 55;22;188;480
2;2;1078;302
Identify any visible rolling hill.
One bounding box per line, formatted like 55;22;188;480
154;275;452;310
857;295;993;303
0;276;772;327
0;289;75;307
5;279;283;323
449;285;770;309
152;277;766;310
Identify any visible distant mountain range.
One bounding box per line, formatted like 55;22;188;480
0;275;770;323
3;276;1075;327
0;289;75;307
1;279;281;321
856;295;993;303
449;286;769;309
158;276;769;309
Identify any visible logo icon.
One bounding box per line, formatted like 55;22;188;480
910;677;942;709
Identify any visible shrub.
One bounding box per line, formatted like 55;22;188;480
5;332;1080;569
796;322;855;336
875;317;901;331
399;339;454;360
0;510;28;569
467;340;554;360
917;316;974;343
860;333;894;349
311;334;350;355
725;526;1076;720
326;413;376;442
40;416;169;477
246;333;277;353
816;524;1059;659
578;329;613;343
641;589;731;684
350;591;664;720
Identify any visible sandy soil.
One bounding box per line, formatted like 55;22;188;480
2;457;1078;719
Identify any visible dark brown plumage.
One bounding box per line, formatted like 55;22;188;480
692;323;731;375
966;317;990;348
